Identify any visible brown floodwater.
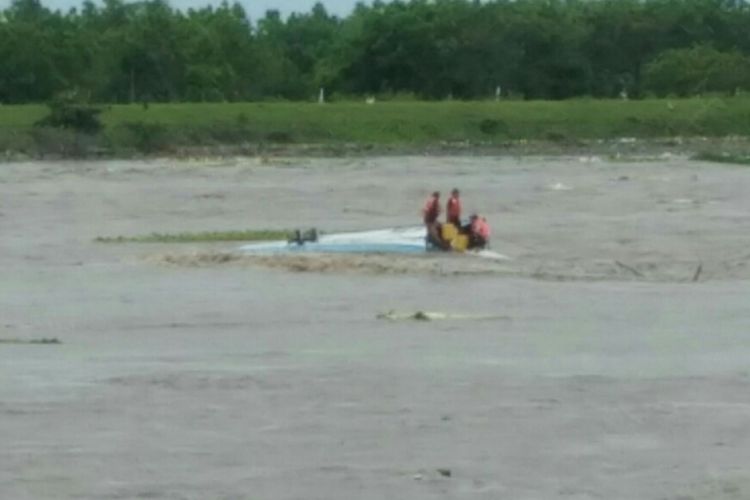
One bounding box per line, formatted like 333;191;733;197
2;156;750;499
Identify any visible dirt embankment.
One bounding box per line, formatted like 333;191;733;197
5;133;750;163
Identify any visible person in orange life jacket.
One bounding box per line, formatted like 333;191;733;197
469;213;490;249
422;191;442;247
446;188;461;227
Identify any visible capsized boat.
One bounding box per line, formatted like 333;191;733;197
238;226;510;260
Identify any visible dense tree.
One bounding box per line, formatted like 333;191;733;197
643;44;750;96
1;0;750;102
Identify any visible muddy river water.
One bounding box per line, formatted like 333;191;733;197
2;156;749;499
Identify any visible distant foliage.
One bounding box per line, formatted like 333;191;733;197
644;46;750;97
3;0;750;102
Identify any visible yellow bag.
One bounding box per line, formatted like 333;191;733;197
451;234;469;252
441;223;458;241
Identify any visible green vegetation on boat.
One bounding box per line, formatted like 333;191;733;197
95;230;291;243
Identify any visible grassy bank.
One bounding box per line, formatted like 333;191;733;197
2;98;750;157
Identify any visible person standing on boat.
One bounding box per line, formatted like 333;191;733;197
446;188;462;227
422;191;442;246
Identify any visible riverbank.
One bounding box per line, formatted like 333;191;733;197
2;98;750;160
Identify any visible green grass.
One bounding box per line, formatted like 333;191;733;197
94;229;291;243
98;98;750;142
692;151;750;165
2;98;750;156
0;104;47;129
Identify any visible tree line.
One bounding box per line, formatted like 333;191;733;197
2;0;750;104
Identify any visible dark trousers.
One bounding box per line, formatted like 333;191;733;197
425;222;441;248
470;234;487;249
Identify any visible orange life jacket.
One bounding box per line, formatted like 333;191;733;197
446;196;461;223
472;217;490;239
422;197;440;224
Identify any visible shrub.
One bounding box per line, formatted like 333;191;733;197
121;121;170;153
265;131;294;143
30;127;93;157
479;118;508;135
35;96;103;133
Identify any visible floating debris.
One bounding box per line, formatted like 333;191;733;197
0;337;62;345
614;260;644;278
693;262;703;282
436;468;452;478
376;310;510;321
548;182;573;191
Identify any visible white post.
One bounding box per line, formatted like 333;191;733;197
318;87;325;104
495;85;501;101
